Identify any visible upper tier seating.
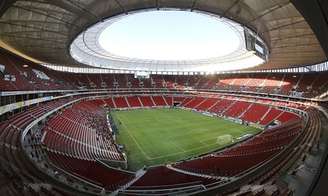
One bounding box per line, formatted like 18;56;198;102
151;75;165;88
1;49;327;99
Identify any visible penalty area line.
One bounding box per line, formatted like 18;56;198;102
147;142;219;160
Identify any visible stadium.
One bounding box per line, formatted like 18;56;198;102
0;0;328;195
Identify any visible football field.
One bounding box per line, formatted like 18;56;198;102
112;108;260;171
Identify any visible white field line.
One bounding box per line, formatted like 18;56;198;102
115;110;256;162
117;116;152;160
119;118;227;160
147;140;220;160
122;120;220;160
169;140;187;153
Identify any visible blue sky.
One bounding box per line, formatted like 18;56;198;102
98;11;240;60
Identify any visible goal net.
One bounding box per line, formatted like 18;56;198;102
216;134;233;145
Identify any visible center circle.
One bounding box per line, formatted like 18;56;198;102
98;10;241;61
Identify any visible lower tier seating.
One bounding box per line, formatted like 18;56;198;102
152;96;167;106
1;93;313;195
126;96;142;107
173;119;302;177
47;152;134;190
129;166;216;189
42;100;124;161
139;96;154;107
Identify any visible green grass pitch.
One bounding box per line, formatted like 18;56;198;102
112;108;260;171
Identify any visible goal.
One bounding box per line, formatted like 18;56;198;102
216;134;233;145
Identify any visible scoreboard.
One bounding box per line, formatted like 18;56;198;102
244;28;268;62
